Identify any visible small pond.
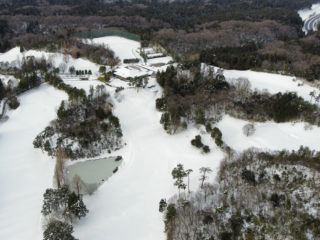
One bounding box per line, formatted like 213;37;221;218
66;156;122;195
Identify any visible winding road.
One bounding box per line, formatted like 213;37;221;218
304;13;320;32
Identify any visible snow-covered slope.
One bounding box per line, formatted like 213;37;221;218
208;65;320;104
85;36;141;61
0;84;67;240
0;47;100;75
218;115;320;152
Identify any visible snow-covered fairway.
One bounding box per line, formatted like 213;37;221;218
0;84;67;240
218;115;320;152
73;80;224;240
218;68;320;104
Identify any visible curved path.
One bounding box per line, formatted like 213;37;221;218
304;13;320;32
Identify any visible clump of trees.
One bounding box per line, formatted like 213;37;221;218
210;127;223;147
191;135;210;153
42;185;88;222
34;84;123;159
156;66;229;134
41;184;88;240
0;78;20;120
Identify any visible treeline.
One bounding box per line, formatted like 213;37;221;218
34;83;123;159
200;37;320;81
162;147;320;240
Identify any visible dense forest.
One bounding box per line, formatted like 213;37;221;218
0;0;319;79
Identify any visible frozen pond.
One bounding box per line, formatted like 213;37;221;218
66;156;122;194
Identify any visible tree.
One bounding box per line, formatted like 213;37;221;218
72;174;86;195
99;66;106;74
129;77;148;90
159;198;167;212
171;164;187;196
67;192;88;220
42;185;69;216
185;169;193;194
54;147;67;188
69;66;75;75
309;90;316;103
108;57;120;71
199;167;212;189
191;135;203;148
42;185;88;221
43;220;76;240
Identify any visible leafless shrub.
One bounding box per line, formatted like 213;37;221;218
242;123;256;136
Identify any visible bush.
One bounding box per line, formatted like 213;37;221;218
191;135;203;148
159;199;167;212
202;145;210;153
156;97;167;111
241;169;256;184
211;127;222;139
242;123;255;136
211;127;223;147
8;96;20;109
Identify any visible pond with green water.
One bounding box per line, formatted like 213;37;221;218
66;156;122;195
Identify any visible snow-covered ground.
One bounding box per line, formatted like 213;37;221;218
0;84;67;240
85;36;142;61
218;115;320;152
0;47;100;75
207;65;320;104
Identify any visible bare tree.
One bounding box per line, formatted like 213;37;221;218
242;123;256;136
72;174;86;195
108;57;120;71
185;169;193;194
233;77;251;102
54;146;67;188
199;167;212;189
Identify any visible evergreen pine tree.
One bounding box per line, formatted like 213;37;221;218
43;220;76;240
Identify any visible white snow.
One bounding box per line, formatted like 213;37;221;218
0;47;100;75
208;65;320;104
217;115;320;152
0;84;67;240
85;36;141;61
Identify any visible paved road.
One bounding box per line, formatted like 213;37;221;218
304;13;320;32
